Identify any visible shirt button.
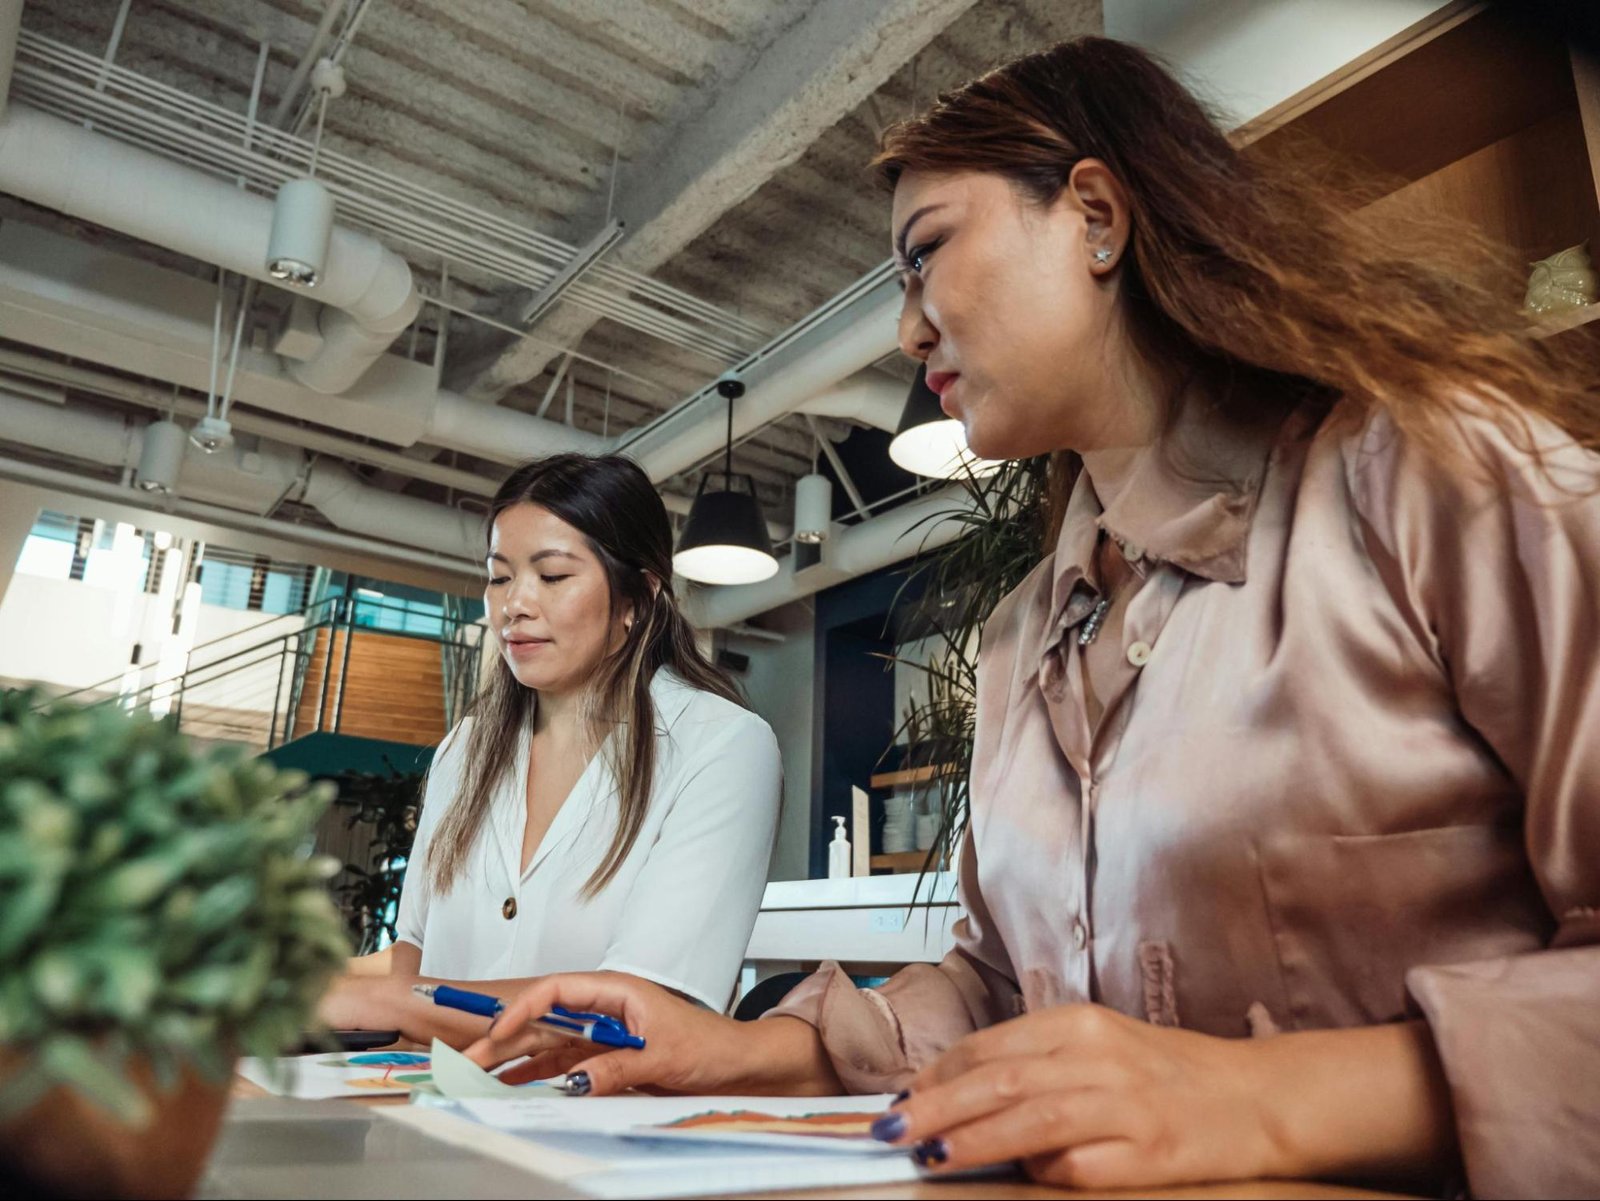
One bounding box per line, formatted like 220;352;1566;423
501;896;518;920
1071;917;1088;950
1126;640;1153;667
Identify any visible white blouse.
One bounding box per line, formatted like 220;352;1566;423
395;669;781;1010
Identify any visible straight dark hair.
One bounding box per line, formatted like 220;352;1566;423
427;454;745;898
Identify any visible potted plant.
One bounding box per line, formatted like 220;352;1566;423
0;689;350;1199
322;766;423;954
886;454;1055;886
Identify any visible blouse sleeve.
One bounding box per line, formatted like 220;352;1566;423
393;721;468;953
596;710;782;1011
1348;407;1600;1198
762;823;1022;1095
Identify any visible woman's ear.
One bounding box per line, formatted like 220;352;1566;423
1063;157;1132;274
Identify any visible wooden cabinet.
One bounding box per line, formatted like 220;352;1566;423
1237;1;1600;342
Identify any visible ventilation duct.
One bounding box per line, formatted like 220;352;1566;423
0;104;420;394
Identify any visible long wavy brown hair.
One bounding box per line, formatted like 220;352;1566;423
872;36;1600;537
427;454;745;898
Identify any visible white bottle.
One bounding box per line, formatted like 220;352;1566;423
827;815;852;879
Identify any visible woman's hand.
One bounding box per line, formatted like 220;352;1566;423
873;1005;1455;1191
464;972;842;1096
872;1004;1280;1188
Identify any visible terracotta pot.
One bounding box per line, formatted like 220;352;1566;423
1;1056;233;1199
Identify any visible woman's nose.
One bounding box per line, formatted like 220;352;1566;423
898;291;938;362
502;577;538;620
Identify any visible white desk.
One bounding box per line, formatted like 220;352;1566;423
739;873;961;1000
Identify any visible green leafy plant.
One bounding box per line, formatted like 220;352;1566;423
886;456;1053;887
0;689;350;1125
324;767;422;954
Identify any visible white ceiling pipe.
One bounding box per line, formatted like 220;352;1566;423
0;453;478;590
423;389;608;463
0;346;502;498
0;104;421;394
0;220;593;458
616;278;902;481
796;372;909;433
0;0;20;124
302;459;481;561
0;389;480;561
686;484;977;629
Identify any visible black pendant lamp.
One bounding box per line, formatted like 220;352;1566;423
887;364;1001;479
673;377;779;585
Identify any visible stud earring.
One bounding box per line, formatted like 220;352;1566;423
1093;247;1114;265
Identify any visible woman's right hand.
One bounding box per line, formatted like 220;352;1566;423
464;971;840;1097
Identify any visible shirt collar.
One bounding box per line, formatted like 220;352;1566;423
1046;401;1288;629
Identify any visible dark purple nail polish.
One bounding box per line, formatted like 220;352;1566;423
913;1138;949;1167
870;1111;907;1142
561;1071;591;1096
891;1089;911;1105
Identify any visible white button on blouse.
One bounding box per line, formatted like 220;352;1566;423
395;669;781;1011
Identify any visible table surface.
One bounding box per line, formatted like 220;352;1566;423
219;1078;1413;1201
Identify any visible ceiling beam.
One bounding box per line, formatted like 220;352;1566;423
448;0;979;403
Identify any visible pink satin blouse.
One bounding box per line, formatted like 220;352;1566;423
770;399;1600;1198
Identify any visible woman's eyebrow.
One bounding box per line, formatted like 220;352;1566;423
894;203;947;262
486;549;579;565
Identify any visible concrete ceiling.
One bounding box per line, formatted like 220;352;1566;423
5;0;1100;524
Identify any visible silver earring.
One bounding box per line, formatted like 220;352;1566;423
1093;247;1114;265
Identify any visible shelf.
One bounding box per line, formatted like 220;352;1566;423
1240;3;1578;198
870;850;945;874
869;763;958;789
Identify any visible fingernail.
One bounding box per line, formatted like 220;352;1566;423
869;1111;907;1142
913;1138;949;1167
560;1071;591;1097
891;1089;911;1106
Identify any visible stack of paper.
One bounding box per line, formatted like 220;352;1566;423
379;1092;922;1198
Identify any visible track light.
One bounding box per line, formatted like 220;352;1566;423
136;419;187;493
266;177;335;287
793;472;832;544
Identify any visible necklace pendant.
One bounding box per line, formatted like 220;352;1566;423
1077;597;1112;647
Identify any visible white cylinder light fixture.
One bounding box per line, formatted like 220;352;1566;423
266;177;335;287
136;418;188;494
793;472;832;544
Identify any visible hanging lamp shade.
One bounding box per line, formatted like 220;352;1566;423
674;471;779;585
887;365;1003;480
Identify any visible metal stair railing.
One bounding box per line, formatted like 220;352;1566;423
41;596;481;754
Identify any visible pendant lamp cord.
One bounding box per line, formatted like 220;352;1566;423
724;392;734;482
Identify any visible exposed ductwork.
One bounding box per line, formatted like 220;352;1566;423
0;104;420;394
797;371;908;433
0;388;481;560
615;279;903;480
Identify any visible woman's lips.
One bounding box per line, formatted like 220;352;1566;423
925;370;959;398
505;637;550;658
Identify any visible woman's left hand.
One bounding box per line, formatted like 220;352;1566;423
873;1004;1284;1190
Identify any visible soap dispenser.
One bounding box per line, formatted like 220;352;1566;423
827;815;851;879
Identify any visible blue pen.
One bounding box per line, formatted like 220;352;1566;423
411;983;646;1050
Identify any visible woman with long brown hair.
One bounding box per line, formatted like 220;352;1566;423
467;37;1598;1197
320;453;781;1039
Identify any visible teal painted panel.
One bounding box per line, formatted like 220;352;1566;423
262;732;438;778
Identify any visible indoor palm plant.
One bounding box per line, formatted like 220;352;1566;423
0;689;350;1199
888;454;1054;885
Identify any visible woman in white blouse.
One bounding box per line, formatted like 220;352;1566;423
319;453;781;1043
